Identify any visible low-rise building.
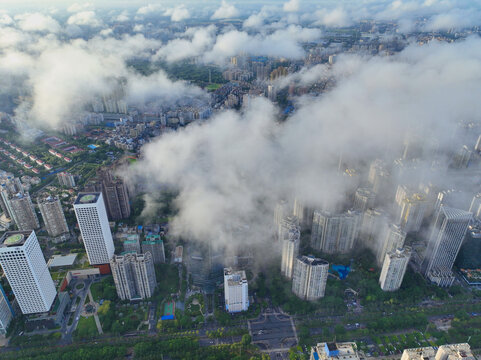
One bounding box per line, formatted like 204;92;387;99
224;268;249;313
310;342;359;360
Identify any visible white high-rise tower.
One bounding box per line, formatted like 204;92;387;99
0;231;56;314
280;217;300;279
74;192;114;265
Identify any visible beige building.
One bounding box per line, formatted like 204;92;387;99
401;344;474;360
38;196;68;237
292;256;329;301
310;342;359;360
379;247;411;291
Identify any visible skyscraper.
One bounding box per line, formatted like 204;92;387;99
469;193;481;220
280;218;300;279
311;210;361;253
395;189;427;233
73;192;114;266
368;159;389;194
110;252;157;301
8;192;39;231
0;231;56;314
422;206;472;287
224;268;249;313
375;223;406;266
141;234;165;264
274;200;289;229
293;197;313;229
38;196;68;237
0;283;14;335
84;168;130;221
379;247;411;291
292;256;328;301
353;187;376;212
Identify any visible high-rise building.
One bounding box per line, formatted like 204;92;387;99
278;215;298;243
141;234;165;264
469;193;481;220
311;210;361;253
292;256;328;301
375;223;406;266
401;344;474;360
38;196;68;237
293;197;313;229
368;159;389;194
310;342;359;360
274;200;289;229
84;168;130;221
379;247;411;291
73;193;114;266
395;189;427;233
224;268;249;313
57;172;76;188
353;187;376;212
110;252;156;301
0;283;14;335
8;192;39;231
0;231;56;314
422;206;472;287
280;218;300;279
120;233;141;254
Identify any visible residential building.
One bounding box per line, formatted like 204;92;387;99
38;196;68;237
311;210;361;253
292;256;328;301
0;283;14;335
0;231;56;314
57;172;76;187
141;234;165;264
395;186;427;233
401;344;474;360
353;187;376;212
280;218;300;279
120;233;141;254
422;206;472;287
224;268;249;313
8;192;39;230
469;193;481;220
110;252;156;301
310;342;359;360
375;223;406;266
379;247;411;291
73;192;115;265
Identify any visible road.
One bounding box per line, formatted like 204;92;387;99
60;278;92;344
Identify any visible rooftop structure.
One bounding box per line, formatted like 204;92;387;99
310;342;359;360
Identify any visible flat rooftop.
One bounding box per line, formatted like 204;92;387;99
74;192;100;205
47;254;77;268
0;231;32;248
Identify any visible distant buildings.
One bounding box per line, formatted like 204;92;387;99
84;168;130;221
224;268;249;313
142;234;165;264
57;172;76;188
38;196;68;237
395;185;427;233
292;256;328;301
110;252;157;301
280;217;300;279
0;231;56;314
401;344;474;360
310;342;359;360
73;192;115;266
379;247;411;291
0;283;14;335
422;206;472;287
311;210;361;254
8;192;39;231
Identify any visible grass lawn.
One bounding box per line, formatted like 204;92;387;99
74;316;98;339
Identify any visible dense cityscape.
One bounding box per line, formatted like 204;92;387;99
0;0;481;359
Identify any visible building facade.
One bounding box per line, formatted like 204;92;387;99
57;172;76;188
0;231;56;314
38;196;68;237
375;223;406;266
280;218;300;279
141;234;165;264
0;283;14;335
310;342;359;360
379;247;411;291
292;256;329;301
73;192;115;265
8;192;39;231
224;268;249;313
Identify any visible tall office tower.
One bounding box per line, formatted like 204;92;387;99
0;231;56;314
422;207;472;287
368;159;389;194
224;268;249;313
0;283;14;335
274;200;289;228
85;169;131;221
379;247;411;291
311;210;361;254
396;192;427;233
375;223;406;266
280;219;300;279
73;193;114;265
353;187;376;212
8;192;40;230
292;256;329;301
38;196;68;237
110;252;156;301
141;234;165;264
57;172;76;187
293;197;313;229
469;193;481;220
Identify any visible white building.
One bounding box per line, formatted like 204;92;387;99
379;247;411;291
73;193;114;265
292;256;329;301
401;344;474;360
0;231;56;314
0;283;14;335
224;268;249;313
422;206;472;287
310;342;359;360
280;218;300;279
353;187;376;212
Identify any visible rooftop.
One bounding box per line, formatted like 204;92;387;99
74;192;100;205
0;231;32;248
47;254;77;268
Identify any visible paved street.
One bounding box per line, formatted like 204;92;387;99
60;278;92;344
